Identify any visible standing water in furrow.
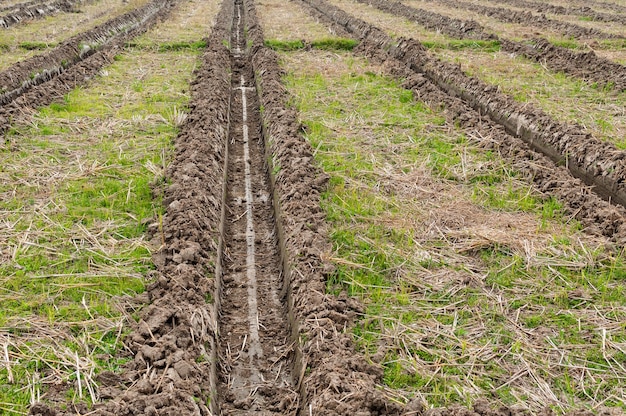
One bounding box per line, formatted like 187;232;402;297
216;0;299;413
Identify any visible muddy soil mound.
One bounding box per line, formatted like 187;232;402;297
298;0;626;244
0;0;81;28
28;1;233;415
0;0;172;107
357;0;626;91
422;0;621;40
579;0;626;14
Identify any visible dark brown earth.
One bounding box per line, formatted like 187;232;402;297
414;0;622;40
355;0;626;92
481;0;626;25
216;0;299;413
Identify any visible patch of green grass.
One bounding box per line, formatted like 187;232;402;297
311;38;358;50
19;41;54;50
265;39;305;51
125;40;207;51
422;39;501;52
264;38;358;51
547;38;581;50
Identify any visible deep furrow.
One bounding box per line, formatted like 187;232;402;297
216;0;298;413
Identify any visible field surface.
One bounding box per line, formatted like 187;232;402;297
1;0;626;415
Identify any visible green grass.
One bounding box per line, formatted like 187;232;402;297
18;41;56;50
0;48;198;414
281;50;626;412
422;39;501;52
264;38;358;51
125;40;207;51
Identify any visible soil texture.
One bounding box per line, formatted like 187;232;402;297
215;0;300;413
482;0;626;25
0;0;173;111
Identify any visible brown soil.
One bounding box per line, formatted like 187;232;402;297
415;0;622;40
216;0;299;413
21;0;626;415
356;0;626;92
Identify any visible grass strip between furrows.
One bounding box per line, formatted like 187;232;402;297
0;42;199;415
281;49;626;413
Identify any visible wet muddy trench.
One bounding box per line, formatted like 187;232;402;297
215;0;299;414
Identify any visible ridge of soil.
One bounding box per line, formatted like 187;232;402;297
0;0;172;108
356;0;626;91
297;0;626;245
28;1;234;415
0;0;84;28
414;0;622;40
246;0;409;413
562;0;626;15
481;0;626;25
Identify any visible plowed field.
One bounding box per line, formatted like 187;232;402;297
1;0;626;415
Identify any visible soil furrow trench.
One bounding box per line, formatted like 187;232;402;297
216;0;299;413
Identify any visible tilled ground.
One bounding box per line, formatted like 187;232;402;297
4;0;626;414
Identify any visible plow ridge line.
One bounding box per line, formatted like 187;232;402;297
0;0;172;108
299;0;626;224
356;0;626;92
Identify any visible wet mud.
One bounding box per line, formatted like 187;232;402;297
356;0;626;92
215;0;300;413
415;0;622;40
